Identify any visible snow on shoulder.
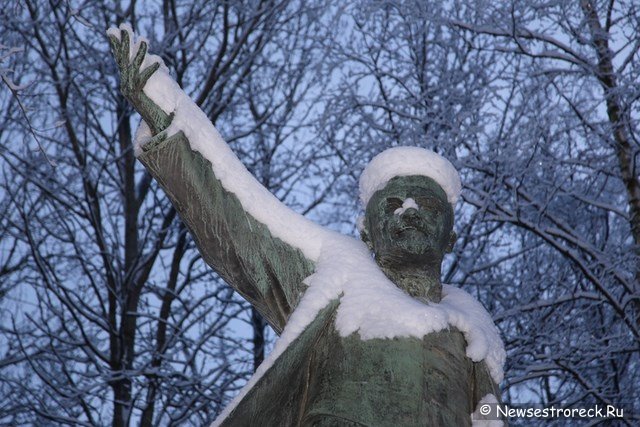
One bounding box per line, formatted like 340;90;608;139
359;147;462;207
333;240;506;384
213;236;506;425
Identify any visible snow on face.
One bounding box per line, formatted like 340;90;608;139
359;147;462;208
393;197;419;215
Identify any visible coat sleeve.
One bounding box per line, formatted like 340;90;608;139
137;130;315;333
471;360;507;425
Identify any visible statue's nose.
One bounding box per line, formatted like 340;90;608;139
403;207;419;219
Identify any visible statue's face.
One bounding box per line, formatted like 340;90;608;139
363;175;456;268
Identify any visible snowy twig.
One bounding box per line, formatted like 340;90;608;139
1;46;56;167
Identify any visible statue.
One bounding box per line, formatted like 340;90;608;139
108;25;505;427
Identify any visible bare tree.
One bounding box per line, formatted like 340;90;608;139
0;30;33;292
322;0;638;423
0;0;335;425
4;0;637;425
447;0;639;421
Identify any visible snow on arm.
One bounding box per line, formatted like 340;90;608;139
108;24;328;261
110;25;333;336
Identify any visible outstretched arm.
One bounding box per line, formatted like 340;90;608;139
108;26;316;333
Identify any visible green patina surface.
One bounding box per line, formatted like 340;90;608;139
138;131;313;333
302;327;497;426
109;32;503;426
138;132;499;427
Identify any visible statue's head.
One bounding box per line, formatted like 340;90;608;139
358;147;460;269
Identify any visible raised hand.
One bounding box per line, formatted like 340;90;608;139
109;30;159;102
108;27;171;135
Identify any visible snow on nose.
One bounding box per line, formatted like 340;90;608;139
394;197;419;215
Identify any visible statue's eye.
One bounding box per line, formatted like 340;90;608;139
415;197;439;212
385;198;403;213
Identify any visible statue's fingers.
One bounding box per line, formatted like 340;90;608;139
138;62;160;87
120;65;133;96
108;35;123;67
133;41;147;71
121;30;131;62
108;35;118;53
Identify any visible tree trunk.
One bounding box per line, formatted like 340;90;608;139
581;0;640;325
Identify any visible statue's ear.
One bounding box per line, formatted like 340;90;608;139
358;216;374;251
360;228;374;251
445;231;457;253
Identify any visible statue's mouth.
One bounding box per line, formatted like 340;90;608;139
394;224;424;236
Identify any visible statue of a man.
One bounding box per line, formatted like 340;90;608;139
108;26;505;427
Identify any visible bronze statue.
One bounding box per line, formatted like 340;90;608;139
108;26;504;426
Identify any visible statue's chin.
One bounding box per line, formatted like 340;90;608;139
372;229;443;267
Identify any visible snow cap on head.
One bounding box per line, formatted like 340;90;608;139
359;147;461;208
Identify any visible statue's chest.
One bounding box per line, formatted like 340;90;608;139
303;327;475;426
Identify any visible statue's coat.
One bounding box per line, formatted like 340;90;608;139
138;134;499;427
